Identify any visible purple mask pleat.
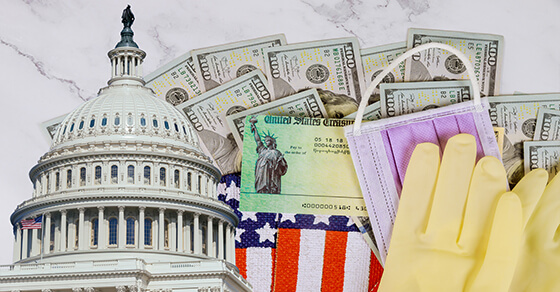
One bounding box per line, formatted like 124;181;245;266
381;130;402;196
432;115;462;152
386;120;441;187
455;113;485;161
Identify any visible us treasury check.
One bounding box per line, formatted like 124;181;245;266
240;115;367;216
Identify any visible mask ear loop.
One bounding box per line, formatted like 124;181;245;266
352;43;482;136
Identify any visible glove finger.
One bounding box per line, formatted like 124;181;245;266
511;168;548;228
458;156;507;251
528;172;560;243
393;142;440;240
467;192;522;292
425;134;476;242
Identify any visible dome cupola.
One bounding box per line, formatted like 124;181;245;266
49;5;203;157
115;5;138;49
108;4;144;86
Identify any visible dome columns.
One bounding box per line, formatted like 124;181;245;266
207;216;214;257
184;217;192;254
21;228;28;259
12;224;21;262
31;228;40;256
193;212;201;255
230;225;236;263
218;220;224;260
139;206;145;249
43;212;52;255
60;210;67;252
226;225;234;263
98;206;105;249
177;210;183;253
12;206;237;264
78;208;86;250
158;208;165;251
107;47;146;86
118;206;126;249
111;52;143;78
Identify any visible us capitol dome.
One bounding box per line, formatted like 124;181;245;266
0;6;251;292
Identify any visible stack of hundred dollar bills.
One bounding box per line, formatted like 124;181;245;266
41;28;560;264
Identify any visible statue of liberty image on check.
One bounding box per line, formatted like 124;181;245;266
249;116;288;194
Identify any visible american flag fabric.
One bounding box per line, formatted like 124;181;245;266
21;216;42;230
218;174;383;292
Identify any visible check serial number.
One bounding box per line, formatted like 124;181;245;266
302;203;351;211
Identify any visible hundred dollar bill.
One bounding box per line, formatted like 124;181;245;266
405;28;504;97
176;71;272;175
263;38;366;118
240;115;367;216
494;127;505;157
192;34;287;92
379;80;473;117
488;93;560;186
343;102;382;121
226;89;328;149
351;216;382;264
524;141;560;182
361;42;407;104
145;52;202;106
534;108;560;141
41;113;68;141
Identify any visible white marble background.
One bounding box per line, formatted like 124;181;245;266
0;0;558;265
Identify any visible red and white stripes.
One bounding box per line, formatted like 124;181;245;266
237;229;383;292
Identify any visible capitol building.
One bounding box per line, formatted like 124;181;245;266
0;8;251;292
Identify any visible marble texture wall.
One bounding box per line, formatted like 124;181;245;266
0;0;558;265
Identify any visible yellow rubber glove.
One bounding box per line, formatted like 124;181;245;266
379;133;548;292
510;170;560;291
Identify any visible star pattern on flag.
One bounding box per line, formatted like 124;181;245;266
242;212;258;222
226;181;240;200
256;222;276;244
313;214;331;225
235;226;245;243
216;183;227;198
280;213;296;223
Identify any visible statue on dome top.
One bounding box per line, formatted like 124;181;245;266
122;5;135;28
115;5;138;48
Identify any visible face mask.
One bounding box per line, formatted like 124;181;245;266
344;43;502;264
